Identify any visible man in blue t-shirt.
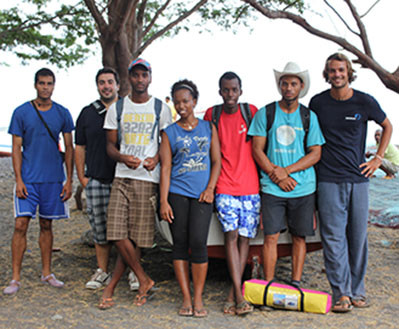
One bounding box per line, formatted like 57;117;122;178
248;62;325;289
4;68;74;295
309;53;393;312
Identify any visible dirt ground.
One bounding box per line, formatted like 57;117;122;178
0;167;398;328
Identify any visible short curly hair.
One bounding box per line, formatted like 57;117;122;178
219;71;242;89
171;79;199;100
323;52;357;83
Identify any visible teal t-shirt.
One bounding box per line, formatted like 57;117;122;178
248;102;325;198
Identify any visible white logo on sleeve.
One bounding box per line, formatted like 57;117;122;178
276;125;296;146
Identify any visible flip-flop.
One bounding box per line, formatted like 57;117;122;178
352;297;371;308
223;301;236;315
332;298;353;313
193;308;208;318
98;297;114;310
149;285;160;293
178;306;193;317
134;291;156;306
235;300;254;316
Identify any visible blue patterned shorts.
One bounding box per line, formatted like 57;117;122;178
215;194;260;238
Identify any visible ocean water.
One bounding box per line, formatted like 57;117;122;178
0;128;11;153
369;175;399;228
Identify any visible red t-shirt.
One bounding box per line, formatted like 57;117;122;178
204;104;259;196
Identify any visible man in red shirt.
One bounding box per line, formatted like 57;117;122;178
204;72;260;316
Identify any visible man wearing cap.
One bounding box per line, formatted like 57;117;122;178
75;67;119;290
98;58;172;309
248;62;325;288
309;53;392;312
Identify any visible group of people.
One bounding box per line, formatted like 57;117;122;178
4;52;393;317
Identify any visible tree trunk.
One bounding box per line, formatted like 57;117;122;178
84;0;210;96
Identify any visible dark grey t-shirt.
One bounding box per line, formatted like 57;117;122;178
309;89;386;183
75;101;116;183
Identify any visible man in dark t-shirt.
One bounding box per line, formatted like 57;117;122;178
75;68;119;290
309;53;392;313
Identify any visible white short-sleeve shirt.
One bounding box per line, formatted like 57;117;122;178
104;95;172;183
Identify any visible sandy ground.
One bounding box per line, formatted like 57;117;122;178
0;157;398;329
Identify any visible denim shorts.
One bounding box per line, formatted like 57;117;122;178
215;193;260;238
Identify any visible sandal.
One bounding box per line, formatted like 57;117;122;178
352;297;370;308
41;274;64;288
178;306;193;317
134;291;156;306
133;282;158;306
235;300;254;316
98;297;114;310
193;308;208;318
332;297;353;313
3;280;21;295
223;301;236;315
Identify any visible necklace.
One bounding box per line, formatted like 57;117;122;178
180;119;197;130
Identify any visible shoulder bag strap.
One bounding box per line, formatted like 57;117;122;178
31;101;58;147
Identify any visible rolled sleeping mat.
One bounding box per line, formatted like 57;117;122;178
242;279;332;314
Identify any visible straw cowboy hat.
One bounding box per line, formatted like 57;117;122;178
273;62;310;98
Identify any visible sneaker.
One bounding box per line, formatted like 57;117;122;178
3;280;21;295
128;271;139;291
85;268;110;290
41;274;64;288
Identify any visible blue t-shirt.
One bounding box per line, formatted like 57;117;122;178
8;101;75;183
164;120;212;199
248;102;325;198
309;89;386;183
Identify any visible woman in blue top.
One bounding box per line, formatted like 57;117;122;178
159;79;221;317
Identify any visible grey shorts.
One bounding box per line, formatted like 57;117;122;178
85;178;112;245
261;192;316;237
106;178;157;248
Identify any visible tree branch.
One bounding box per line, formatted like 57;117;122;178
344;0;372;57
324;0;358;36
143;0;172;36
361;0;380;18
137;0;148;29
242;0;399;93
0;5;78;38
283;0;300;11
83;0;108;34
135;0;208;57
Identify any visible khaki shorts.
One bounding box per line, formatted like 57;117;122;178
106;177;157;248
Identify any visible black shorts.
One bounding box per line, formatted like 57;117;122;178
261;192;316;237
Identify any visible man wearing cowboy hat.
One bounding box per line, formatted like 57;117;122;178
248;62;325;287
